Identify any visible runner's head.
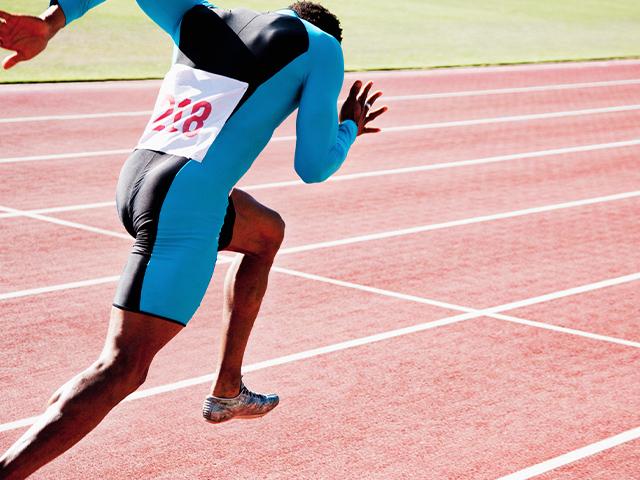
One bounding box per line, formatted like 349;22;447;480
289;1;343;43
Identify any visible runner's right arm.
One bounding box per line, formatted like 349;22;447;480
0;0;212;69
52;0;213;42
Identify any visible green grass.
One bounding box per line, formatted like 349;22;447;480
1;0;640;82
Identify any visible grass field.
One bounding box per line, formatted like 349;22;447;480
0;0;639;82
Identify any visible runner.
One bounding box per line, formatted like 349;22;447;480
0;2;387;478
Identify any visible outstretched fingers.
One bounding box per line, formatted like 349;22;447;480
360;87;387;134
368;90;383;104
366;105;388;123
364;90;383;112
342;80;388;135
358;81;373;108
347;80;362;101
360;107;387;135
3;52;23;70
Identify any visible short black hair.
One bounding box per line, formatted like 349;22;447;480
289;2;343;43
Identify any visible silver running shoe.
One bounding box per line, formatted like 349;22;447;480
202;381;279;424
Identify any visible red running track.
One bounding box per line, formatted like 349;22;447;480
1;60;639;479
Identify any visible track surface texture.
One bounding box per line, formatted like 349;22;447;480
1;60;639;479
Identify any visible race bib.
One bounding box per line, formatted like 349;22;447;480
137;64;249;162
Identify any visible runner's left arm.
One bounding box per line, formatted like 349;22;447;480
293;36;358;183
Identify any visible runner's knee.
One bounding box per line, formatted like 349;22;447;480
95;350;151;393
266;210;285;248
256;210;285;258
53;355;148;416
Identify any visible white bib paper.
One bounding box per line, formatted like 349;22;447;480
136;64;249;162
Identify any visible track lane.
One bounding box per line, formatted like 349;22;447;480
0;268;457;424
276;197;640;310
6;79;640;126
2;194;639;420
534;438;640;480
1;317;638;479
3;82;640;159
41;147;640;252
0;70;430;118
509;281;640;344
4;136;640;220
2;62;639;479
4;143;639;296
2;60;639;118
0;217;128;293
3;109;640;210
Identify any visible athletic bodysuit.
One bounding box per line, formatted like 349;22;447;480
53;0;358;325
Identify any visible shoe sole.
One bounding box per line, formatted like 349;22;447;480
204;404;280;423
203;398;279;424
204;412;268;424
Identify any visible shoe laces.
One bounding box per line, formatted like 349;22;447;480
241;382;268;402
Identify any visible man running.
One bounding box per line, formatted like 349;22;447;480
0;1;386;477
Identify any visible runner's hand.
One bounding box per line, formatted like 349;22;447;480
0;8;64;70
340;80;388;136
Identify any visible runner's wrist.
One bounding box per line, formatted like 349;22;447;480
40;5;66;38
340;119;358;142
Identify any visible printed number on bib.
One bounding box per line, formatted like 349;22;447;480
137;64;249;162
150;96;213;138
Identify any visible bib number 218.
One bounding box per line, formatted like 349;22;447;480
151;94;213;139
136;63;249;162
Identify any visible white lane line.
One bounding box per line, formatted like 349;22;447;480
272;267;640;349
0;149;131;165
3;103;640;165
496;426;640;480
278;190;640;255
0;111;151;124
2;190;639;301
3;78;640;124
484;272;640;315
3;267;637;432
0;416;42;433
0;201;117;219
491;313;640;349
0;94;418;124
2;137;639;220
0;205;132;240
379;104;640;133
0;276;121;301
272;266;478;312
0;69;421;94
381;78;640;100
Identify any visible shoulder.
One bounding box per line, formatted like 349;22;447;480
300;20;343;67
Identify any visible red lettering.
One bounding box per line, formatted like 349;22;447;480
183;101;213;138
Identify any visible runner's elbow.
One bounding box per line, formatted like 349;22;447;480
295;164;329;184
299;174;325;184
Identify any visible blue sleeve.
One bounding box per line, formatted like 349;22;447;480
53;0;214;43
294;35;358;184
51;0;105;25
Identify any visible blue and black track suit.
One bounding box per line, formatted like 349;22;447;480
53;0;358;325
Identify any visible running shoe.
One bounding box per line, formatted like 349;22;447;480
202;381;279;424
